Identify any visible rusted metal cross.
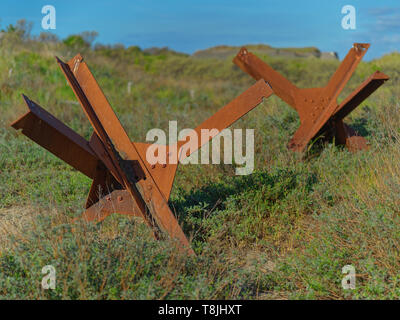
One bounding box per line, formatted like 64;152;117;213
234;43;389;152
11;54;273;253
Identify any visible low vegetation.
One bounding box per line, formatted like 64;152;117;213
0;20;399;299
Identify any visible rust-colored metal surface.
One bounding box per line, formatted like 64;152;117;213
11;54;273;254
82;189;140;222
11;95;98;178
233;43;389;152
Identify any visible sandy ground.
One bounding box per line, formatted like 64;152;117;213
0;206;37;251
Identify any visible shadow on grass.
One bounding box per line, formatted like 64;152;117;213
171;168;318;245
303;115;371;160
349;117;370;137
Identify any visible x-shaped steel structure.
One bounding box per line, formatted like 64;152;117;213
233;43;389;152
11;54;273;253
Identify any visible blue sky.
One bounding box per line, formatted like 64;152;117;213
0;0;399;60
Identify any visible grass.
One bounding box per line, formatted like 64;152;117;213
0;24;399;299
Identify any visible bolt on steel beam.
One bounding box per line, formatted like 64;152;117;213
11;54;273;254
233;43;389;152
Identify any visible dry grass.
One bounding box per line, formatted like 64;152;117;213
0;206;38;250
0;25;400;299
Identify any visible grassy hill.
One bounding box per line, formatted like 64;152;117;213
0;25;399;299
192;44;334;60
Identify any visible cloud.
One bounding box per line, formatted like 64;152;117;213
376;14;400;31
382;34;400;44
360;6;400;54
367;7;396;16
365;6;400;32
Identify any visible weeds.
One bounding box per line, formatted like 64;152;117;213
0;21;399;299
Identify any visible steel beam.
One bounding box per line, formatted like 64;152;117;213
233;43;389;152
11;54;273;254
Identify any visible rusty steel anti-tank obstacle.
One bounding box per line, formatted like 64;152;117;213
233;43;389;152
10;43;389;253
11;54;273;254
